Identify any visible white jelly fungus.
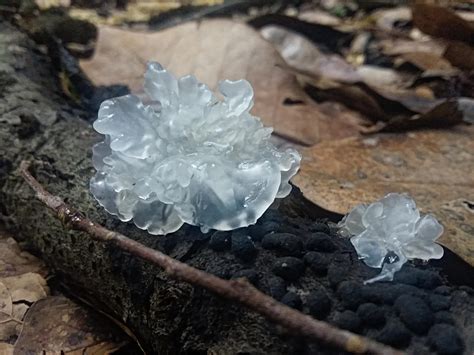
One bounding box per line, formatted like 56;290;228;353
338;193;444;284
90;62;301;235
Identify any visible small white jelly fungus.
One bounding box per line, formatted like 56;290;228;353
338;193;444;284
90;62;301;235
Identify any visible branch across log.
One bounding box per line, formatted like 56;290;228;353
3;19;471;355
19;161;402;355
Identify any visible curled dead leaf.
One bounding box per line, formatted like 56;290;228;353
363;100;464;133
260;25;361;83
0;281;13;324
14;296;127;354
297;10;342;27
397;52;454;72
0;273;48;342
372;6;412;32
0;232;49;343
379;38;446;57
258;23;460;132
80;20;365;145
2;273;48;306
0;232;129;353
444;40;474;71
261;25;410;88
412;5;474;71
412;4;474;45
303;81;389;121
292;127;474;266
0;234;45;278
0;343;13;355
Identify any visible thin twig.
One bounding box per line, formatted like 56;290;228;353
19;160;403;355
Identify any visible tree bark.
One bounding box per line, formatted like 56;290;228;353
0;20;324;354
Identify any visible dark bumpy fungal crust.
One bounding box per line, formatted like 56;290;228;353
0;21;473;354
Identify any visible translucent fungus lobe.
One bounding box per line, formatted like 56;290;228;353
90;62;301;235
339;193;444;283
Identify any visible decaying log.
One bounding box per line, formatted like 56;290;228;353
1;20;473;355
0;21;341;354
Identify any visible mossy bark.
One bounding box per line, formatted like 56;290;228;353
0;21;314;354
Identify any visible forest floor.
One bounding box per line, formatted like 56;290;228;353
0;0;473;354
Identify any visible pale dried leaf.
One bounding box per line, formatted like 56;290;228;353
0;343;14;355
302;79;388;121
457;10;474;23
0;234;49;343
261;25;409;88
413;4;474;44
69;0;222;26
372;6;412;31
356;65;408;88
2;273;48;305
0;282;12;324
398;52;454;72
260;25;360;83
0;302;29;341
317;101;370;140
444;40;474;70
459;97;474;123
293;127;474;266
298;9;342;27
80;20;340;145
0;233;46;278
35;0;70;9
14;296;126;354
363;100;464;133
379;38;446;57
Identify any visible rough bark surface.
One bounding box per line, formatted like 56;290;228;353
1;21;473;355
0;21;316;354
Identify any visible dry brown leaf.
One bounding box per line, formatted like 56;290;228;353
412;4;474;45
80;20;349;146
292;127;474;266
257;23;458;131
316;101;371;139
378;38;446;57
346;31;369;66
35;0;70;9
364;85;444;114
0;343;13;355
0;233;128;353
302;69;469;131
0;273;48;342
303;81;389;121
0;234;46;278
297;10;342;27
414;85;435;99
356;65;409;88
411;4;474;71
444;40;474;71
0;281;13;324
14;296;126;354
261;25;409;88
457;10;474;23
372;6;412;31
459;97;474;123
2;273;48;305
0;232;49;344
363;100;464;133
398;52;454;72
69;0;222;26
260;25;360;83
